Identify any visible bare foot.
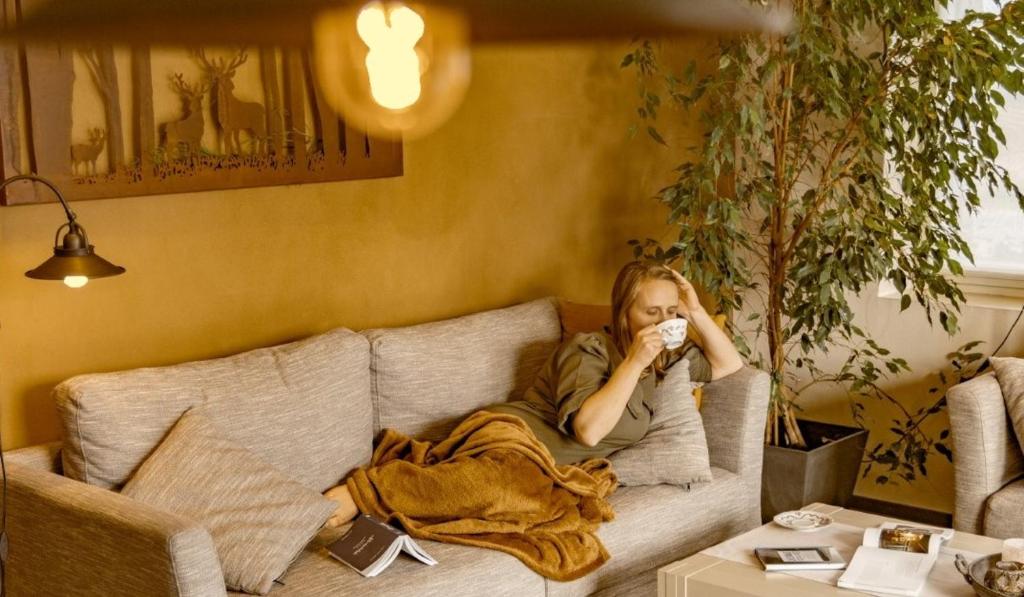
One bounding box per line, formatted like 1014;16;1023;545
323;484;359;528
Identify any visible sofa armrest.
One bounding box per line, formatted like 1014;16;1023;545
700;366;770;524
948;372;1024;534
4;462;227;597
5;441;62;473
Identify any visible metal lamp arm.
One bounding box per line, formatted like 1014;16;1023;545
0;174;78;225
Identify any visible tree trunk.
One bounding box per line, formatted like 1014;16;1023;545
283;49;306;164
131;46;154;172
259;46;283;156
304;49;341;161
97;47;124;169
24;42;74;185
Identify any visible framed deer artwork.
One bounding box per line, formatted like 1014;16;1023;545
0;2;403;205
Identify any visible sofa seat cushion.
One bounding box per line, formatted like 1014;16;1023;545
56;328;372;492
365;298;561;441
228;525;546;596
985;478;1024;538
546;467;750;597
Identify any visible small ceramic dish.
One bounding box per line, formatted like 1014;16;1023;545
773;510;833;532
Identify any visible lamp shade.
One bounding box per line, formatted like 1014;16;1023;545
25;250;126;280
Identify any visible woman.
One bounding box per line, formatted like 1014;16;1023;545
324;260;744;526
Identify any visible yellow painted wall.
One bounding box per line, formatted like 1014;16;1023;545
0;42;703;450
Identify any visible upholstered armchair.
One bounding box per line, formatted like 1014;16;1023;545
948;371;1024;537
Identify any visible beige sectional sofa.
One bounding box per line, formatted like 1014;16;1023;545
3;297;769;596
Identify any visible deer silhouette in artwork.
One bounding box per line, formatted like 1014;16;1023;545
196;49;267;155
160;73;210;160
70;128;106;176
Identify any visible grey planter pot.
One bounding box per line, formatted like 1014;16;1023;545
761;419;869;522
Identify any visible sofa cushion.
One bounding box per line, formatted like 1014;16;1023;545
365;298;561;441
56;328;372;492
546;468;750;597
993;357;1024;457
985;477;1024;538
122;408;337;595
228;524;546;596
608;363;712;487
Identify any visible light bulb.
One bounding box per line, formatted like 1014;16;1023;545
63;275;89;288
313;1;471;140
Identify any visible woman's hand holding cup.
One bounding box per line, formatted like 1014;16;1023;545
625;324;665;370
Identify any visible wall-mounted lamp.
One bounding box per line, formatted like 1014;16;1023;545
0;174;125;288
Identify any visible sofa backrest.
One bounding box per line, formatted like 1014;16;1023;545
54;328;372;493
364;297;562;441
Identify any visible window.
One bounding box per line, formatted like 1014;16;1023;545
878;1;1024;307
945;0;1024;279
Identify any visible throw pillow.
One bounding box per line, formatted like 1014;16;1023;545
121;408;337;595
608;362;713;487
993;357;1024;454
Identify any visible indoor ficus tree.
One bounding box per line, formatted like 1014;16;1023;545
623;0;1024;474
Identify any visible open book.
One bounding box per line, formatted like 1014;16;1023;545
837;522;953;596
326;514;437;578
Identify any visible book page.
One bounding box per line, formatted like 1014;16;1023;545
401;536;437;566
839;546;937;595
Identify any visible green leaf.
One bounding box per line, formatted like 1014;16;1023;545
647;126;667;146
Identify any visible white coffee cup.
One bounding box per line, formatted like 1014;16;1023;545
1003;538;1024;563
656;318;688;350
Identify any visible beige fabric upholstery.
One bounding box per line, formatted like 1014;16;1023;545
5;462;226;597
994;357;1024;452
5;440;62;473
55;328;372;492
228;468;746;597
121;409;337;595
229;523;546;596
699;366;771;529
948;372;1024;534
984;478;1024;538
609;362;713;487
547;468;749;596
364;298;561;441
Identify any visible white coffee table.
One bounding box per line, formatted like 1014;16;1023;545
658;503;1000;596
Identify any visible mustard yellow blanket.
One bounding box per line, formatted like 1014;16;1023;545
345;410;618;581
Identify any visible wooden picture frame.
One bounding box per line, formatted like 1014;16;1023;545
0;1;403;205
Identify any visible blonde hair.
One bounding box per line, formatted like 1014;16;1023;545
609;261;679;380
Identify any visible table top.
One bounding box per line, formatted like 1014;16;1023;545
657;503;1002;597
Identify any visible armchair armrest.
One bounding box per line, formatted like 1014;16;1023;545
700;366;770;525
4;463;226;597
948;372;1024;534
5;441;62;473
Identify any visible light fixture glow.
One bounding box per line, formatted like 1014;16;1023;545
357;3;424;110
63;275;89;288
313;1;470;140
